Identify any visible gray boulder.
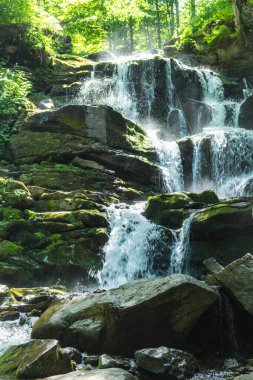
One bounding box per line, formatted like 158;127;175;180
135;346;199;379
44;368;137;380
216;253;253;315
32;275;218;354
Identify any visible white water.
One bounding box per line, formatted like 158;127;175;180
169;211;198;274
99;202;163;289
77;54;253;288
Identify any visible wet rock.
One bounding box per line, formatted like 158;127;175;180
135;346;199;379
239;95;253;130
216;254;253;315
145;191;218;229
176;136;194;188
99;354;136;371
0;310;20;321
83;354;99;366
87;51;116;62
62;347;82;364
0;339;73;379
32;275;218;354
44;368;138;380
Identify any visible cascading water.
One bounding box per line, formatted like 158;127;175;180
77;53;253;288
99;202;171;290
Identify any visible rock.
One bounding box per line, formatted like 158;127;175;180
216;254;253;315
224;358;239;369
135;346;199;379
31;275;218;354
12;105;155;161
44;368;138;380
0;339;73;379
62;347;82;364
203;257;224;275
99;354;136;371
176;136;194;188
0;177;33;209
190;198;253;274
72;156;106;172
85;151;161;187
87;51;116;62
0;311;20;321
239;95;253;130
145;191;218;229
232;375;253;380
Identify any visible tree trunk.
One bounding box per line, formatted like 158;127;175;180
190;0;196;17
170;0;175;37
175;0;180;32
155;0;162;48
129;16;134;52
232;0;248;46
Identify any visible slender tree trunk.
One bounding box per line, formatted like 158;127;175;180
232;0;248;46
155;0;162;48
175;0;180;32
170;0;175;37
129;16;134;52
190;0;196;17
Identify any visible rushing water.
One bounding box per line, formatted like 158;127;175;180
77;54;253;288
99;202;172;289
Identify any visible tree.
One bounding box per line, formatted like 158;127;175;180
232;0;248;46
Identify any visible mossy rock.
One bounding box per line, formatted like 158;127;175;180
145;191;218;229
0;177;32;209
0;339;73;379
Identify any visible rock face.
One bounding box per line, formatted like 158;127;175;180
135;346;199;379
0;339;73;379
11;105;155;162
44;368;137;380
216;254;253;315
32;275;218;354
190;198;253;274
239;95;253;130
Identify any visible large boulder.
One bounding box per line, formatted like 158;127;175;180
0;339;73;379
190;198;253;274
135;346;199;379
44;368;137;380
10;105;155;163
216;254;253;315
239;95;253;130
31;275;218;354
0;177;33;209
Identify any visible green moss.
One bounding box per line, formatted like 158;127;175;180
0;241;23;257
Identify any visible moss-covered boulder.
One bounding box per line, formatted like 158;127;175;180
0;178;32;209
31;275;218;355
145;191;218;229
0;339;73;379
11;105;155;162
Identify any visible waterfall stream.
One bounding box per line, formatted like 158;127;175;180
77;54;253;289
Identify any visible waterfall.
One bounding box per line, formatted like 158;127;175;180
77;54;253;288
169;211;197;274
99;202;170;290
191;127;253;197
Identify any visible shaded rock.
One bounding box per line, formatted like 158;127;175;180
135;346;199;379
44;368;138;380
216;254;253;315
85;151;161;187
176;136;194;188
32;275;218;354
62;347;82;364
72;156;107;172
0;339;73;379
239;95;253;130
99;354;136;371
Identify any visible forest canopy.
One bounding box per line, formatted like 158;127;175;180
0;0;252;55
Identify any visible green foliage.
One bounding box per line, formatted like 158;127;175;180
0;62;32;139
